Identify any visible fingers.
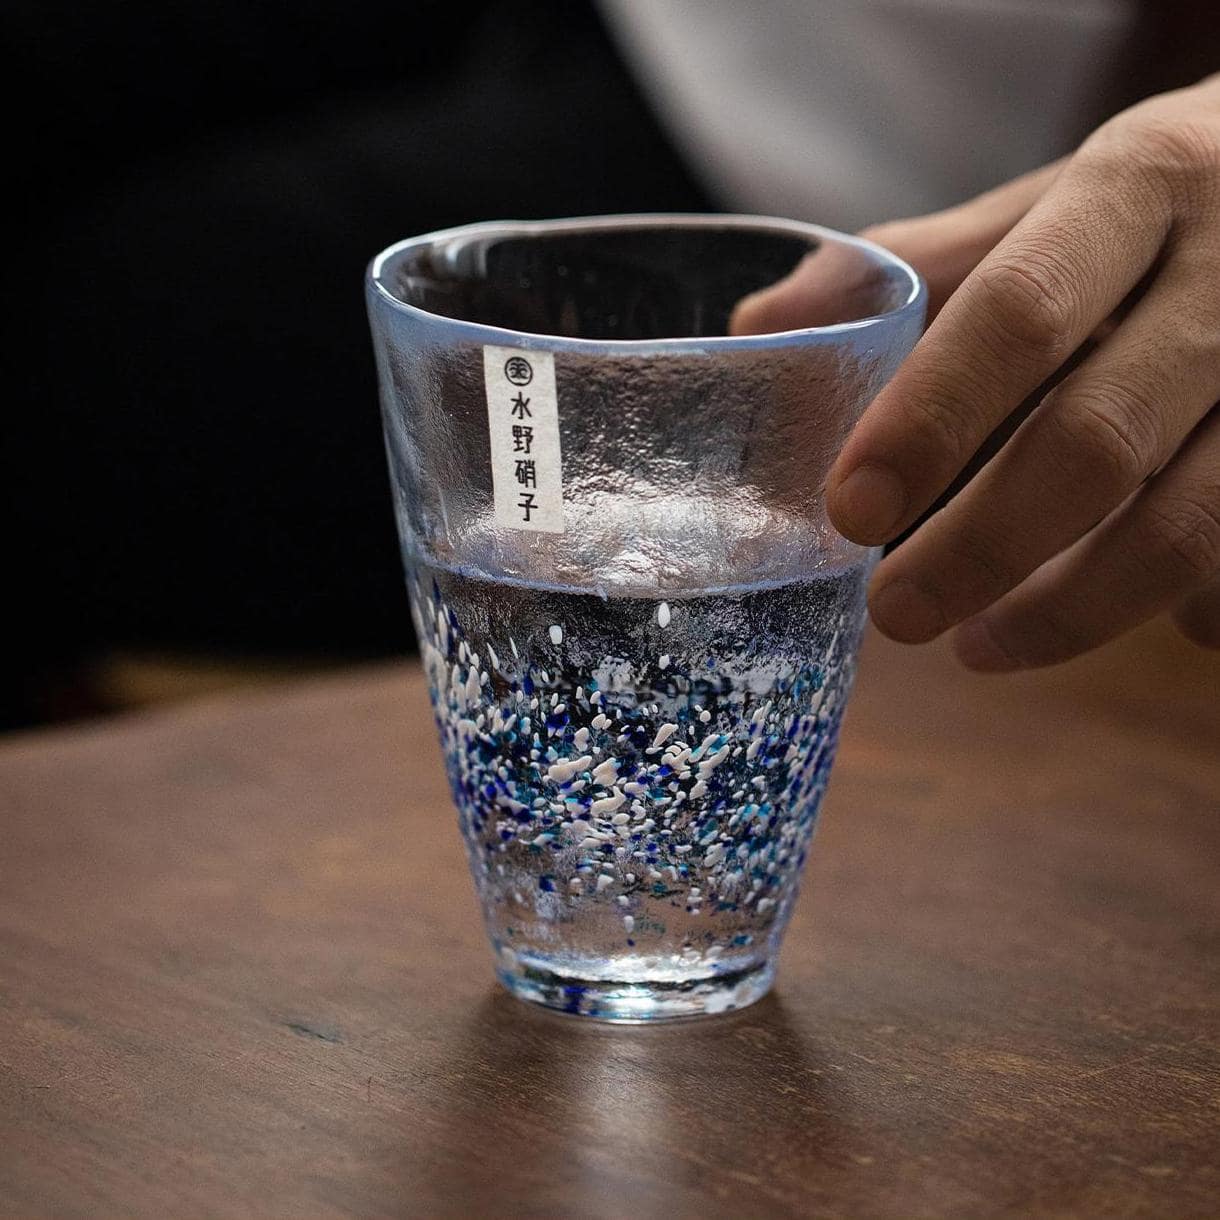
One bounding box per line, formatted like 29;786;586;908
1172;575;1220;648
867;247;1220;642
826;154;1171;546
731;160;1063;336
952;406;1220;671
861;160;1067;321
730;238;896;332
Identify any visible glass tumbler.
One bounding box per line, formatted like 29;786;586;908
366;215;924;1020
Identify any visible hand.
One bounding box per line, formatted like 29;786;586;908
734;76;1220;670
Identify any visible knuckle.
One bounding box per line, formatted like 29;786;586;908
898;386;979;471
1129;115;1220;177
972;255;1077;363
1098;113;1220;212
1078;111;1220;217
1143;490;1220;581
943;521;1023;605
1045;380;1161;497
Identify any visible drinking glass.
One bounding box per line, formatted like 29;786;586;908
366;215;923;1020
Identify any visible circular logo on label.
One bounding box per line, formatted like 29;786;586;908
504;356;534;386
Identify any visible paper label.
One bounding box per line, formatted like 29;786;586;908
483;345;564;533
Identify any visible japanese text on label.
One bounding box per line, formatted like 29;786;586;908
483;345;564;533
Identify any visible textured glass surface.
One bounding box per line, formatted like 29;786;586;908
367;215;924;1020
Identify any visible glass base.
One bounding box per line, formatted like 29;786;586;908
495;958;776;1022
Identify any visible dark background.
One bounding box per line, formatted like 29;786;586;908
7;1;1214;729
5;0;713;727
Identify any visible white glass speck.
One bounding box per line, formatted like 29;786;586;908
366;215;924;1021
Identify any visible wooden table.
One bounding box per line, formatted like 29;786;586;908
2;622;1218;1219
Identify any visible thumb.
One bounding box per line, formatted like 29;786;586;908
730;159;1064;336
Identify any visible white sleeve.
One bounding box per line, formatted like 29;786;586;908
596;0;1137;228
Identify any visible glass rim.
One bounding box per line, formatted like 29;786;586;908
366;212;926;352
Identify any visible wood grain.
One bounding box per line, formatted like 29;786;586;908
1;620;1217;1219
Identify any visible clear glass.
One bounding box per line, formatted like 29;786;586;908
366;215;924;1021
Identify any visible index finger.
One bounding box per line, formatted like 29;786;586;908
825;155;1171;545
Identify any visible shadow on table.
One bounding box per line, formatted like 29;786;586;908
403;986;856;1217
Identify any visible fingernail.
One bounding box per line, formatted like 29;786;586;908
869;577;945;643
954;619;1022;672
830;463;908;543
